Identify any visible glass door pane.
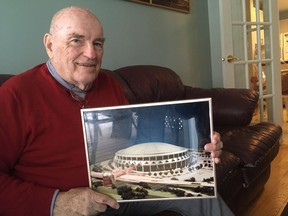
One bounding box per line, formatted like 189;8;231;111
231;0;274;123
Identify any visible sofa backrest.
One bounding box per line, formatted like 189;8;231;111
184;86;259;127
0;74;14;86
111;65;185;104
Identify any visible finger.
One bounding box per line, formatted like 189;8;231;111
204;143;212;152
211;150;222;163
204;142;220;152
93;193;120;211
212;132;221;144
92;203;107;214
213;157;221;164
217;141;223;150
105;199;119;210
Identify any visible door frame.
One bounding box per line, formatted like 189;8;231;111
208;0;282;126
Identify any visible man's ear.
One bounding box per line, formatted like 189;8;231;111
43;33;53;59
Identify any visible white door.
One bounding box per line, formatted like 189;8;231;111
208;0;282;125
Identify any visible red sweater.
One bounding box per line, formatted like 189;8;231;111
0;64;128;216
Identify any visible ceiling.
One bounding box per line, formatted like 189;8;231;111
279;0;288;13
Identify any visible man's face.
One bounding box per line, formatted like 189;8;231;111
44;9;104;89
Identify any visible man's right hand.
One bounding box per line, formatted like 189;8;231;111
53;187;120;216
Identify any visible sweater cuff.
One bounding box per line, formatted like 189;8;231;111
50;189;60;216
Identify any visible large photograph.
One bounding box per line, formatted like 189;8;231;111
81;99;216;202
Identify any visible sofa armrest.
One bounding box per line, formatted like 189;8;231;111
184;86;259;126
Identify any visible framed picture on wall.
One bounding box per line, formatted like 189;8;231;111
128;0;190;13
283;33;288;62
280;33;283;62
80;98;216;202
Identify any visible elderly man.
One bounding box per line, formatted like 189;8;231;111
0;6;233;216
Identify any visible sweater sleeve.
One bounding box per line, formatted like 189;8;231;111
0;85;56;216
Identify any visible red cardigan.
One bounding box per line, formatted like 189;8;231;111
0;64;128;216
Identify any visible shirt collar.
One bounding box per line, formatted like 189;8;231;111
46;60;86;98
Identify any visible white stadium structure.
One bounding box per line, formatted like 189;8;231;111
113;142;193;173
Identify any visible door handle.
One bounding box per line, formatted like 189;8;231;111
226;55;239;63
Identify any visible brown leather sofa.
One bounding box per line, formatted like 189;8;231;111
107;65;282;215
0;65;282;216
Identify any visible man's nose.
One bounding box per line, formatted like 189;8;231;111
83;43;98;59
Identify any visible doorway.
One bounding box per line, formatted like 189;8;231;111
208;0;282;126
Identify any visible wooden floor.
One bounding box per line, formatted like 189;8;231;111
242;109;288;216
